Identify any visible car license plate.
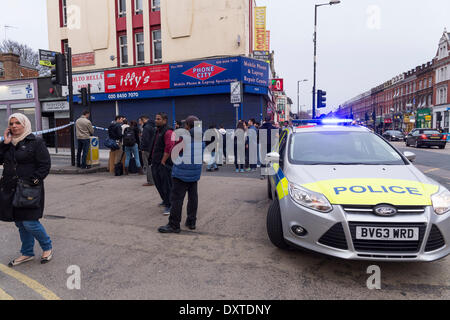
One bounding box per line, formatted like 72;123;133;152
356;227;419;241
430;137;440;139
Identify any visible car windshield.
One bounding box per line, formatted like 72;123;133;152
289;131;405;165
389;131;403;135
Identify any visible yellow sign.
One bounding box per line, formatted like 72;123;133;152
425;115;432;121
301;178;439;206
87;136;100;166
254;7;267;51
404;116;410;123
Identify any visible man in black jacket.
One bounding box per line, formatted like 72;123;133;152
139;115;156;186
150;113;175;215
259;116;278;179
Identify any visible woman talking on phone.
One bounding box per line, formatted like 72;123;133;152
0;113;53;267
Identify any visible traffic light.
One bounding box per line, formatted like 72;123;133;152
317;90;326;109
50;53;67;86
80;88;88;106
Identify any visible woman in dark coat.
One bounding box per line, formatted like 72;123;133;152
0;113;53;267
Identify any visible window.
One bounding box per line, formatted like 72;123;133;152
419;80;422;90
135;0;143;14
152;29;162;63
152;0;160;12
429;77;432;87
62;0;67;27
0;62;4;77
428;94;432;106
62;39;69;55
135;33;145;65
118;0;126;17
119;35;128;66
413;82;416;92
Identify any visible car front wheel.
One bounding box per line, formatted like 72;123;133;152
267;199;289;250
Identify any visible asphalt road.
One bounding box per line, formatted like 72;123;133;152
0;148;449;300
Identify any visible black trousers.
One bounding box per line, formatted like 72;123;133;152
151;163;172;207
169;178;198;229
76;139;90;168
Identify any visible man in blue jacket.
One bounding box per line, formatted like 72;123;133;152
158;116;204;233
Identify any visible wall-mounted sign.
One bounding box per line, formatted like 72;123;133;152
254;7;267;51
105;65;170;93
63;72;105;96
72;52;96;68
270;79;284;91
42;101;70;112
0;82;35;101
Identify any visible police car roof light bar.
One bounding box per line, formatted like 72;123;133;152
292;119;353;126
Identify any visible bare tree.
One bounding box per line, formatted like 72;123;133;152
0;39;48;76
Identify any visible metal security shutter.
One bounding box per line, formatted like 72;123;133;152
174;95;234;129
119;98;173;127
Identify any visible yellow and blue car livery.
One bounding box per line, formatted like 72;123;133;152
267;125;450;262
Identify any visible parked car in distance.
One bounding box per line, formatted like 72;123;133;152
405;129;447;149
382;130;405;141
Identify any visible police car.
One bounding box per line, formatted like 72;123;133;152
265;119;450;261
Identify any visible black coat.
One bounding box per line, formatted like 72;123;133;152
0;135;51;221
140;120;156;152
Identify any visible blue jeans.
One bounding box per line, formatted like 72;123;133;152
124;144;141;168
15;221;52;257
207;151;218;170
77;139;90;168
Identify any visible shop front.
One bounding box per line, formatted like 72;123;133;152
0;79;41;134
432;105;450;132
403;113;415;133
70;56;270;137
416;108;432;129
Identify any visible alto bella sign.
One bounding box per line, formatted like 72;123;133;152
63;72;105;96
0;83;35;101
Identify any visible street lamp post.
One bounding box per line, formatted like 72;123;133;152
297;79;308;119
312;0;341;119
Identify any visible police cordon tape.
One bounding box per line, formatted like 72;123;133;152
0;123;109;142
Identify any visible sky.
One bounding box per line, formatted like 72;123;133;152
0;0;449;115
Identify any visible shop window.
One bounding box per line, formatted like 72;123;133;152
445;111;449;129
0;62;4;77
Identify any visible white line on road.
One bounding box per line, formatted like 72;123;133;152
424;168;440;173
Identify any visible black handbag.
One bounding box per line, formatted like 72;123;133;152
12;179;42;209
10;145;42;209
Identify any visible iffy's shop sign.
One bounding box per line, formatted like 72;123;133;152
105;65;170;93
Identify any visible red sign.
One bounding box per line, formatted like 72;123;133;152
182;62;226;82
105;65;170;93
384;118;393;124
270;79;284;91
72;52;95;68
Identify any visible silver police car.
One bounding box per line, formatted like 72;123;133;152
266;122;450;261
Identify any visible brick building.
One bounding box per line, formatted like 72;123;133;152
337;29;446;133
0;53;39;80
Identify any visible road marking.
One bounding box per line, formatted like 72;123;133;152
0;264;61;300
424;168;440;173
0;287;14;300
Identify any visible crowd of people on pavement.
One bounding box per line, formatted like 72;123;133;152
0;110;285;268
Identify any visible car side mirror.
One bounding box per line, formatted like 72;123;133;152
404;151;416;162
265;152;280;164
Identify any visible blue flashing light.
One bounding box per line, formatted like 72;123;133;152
292;118;354;126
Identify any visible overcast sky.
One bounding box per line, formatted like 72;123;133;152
1;0;449;115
